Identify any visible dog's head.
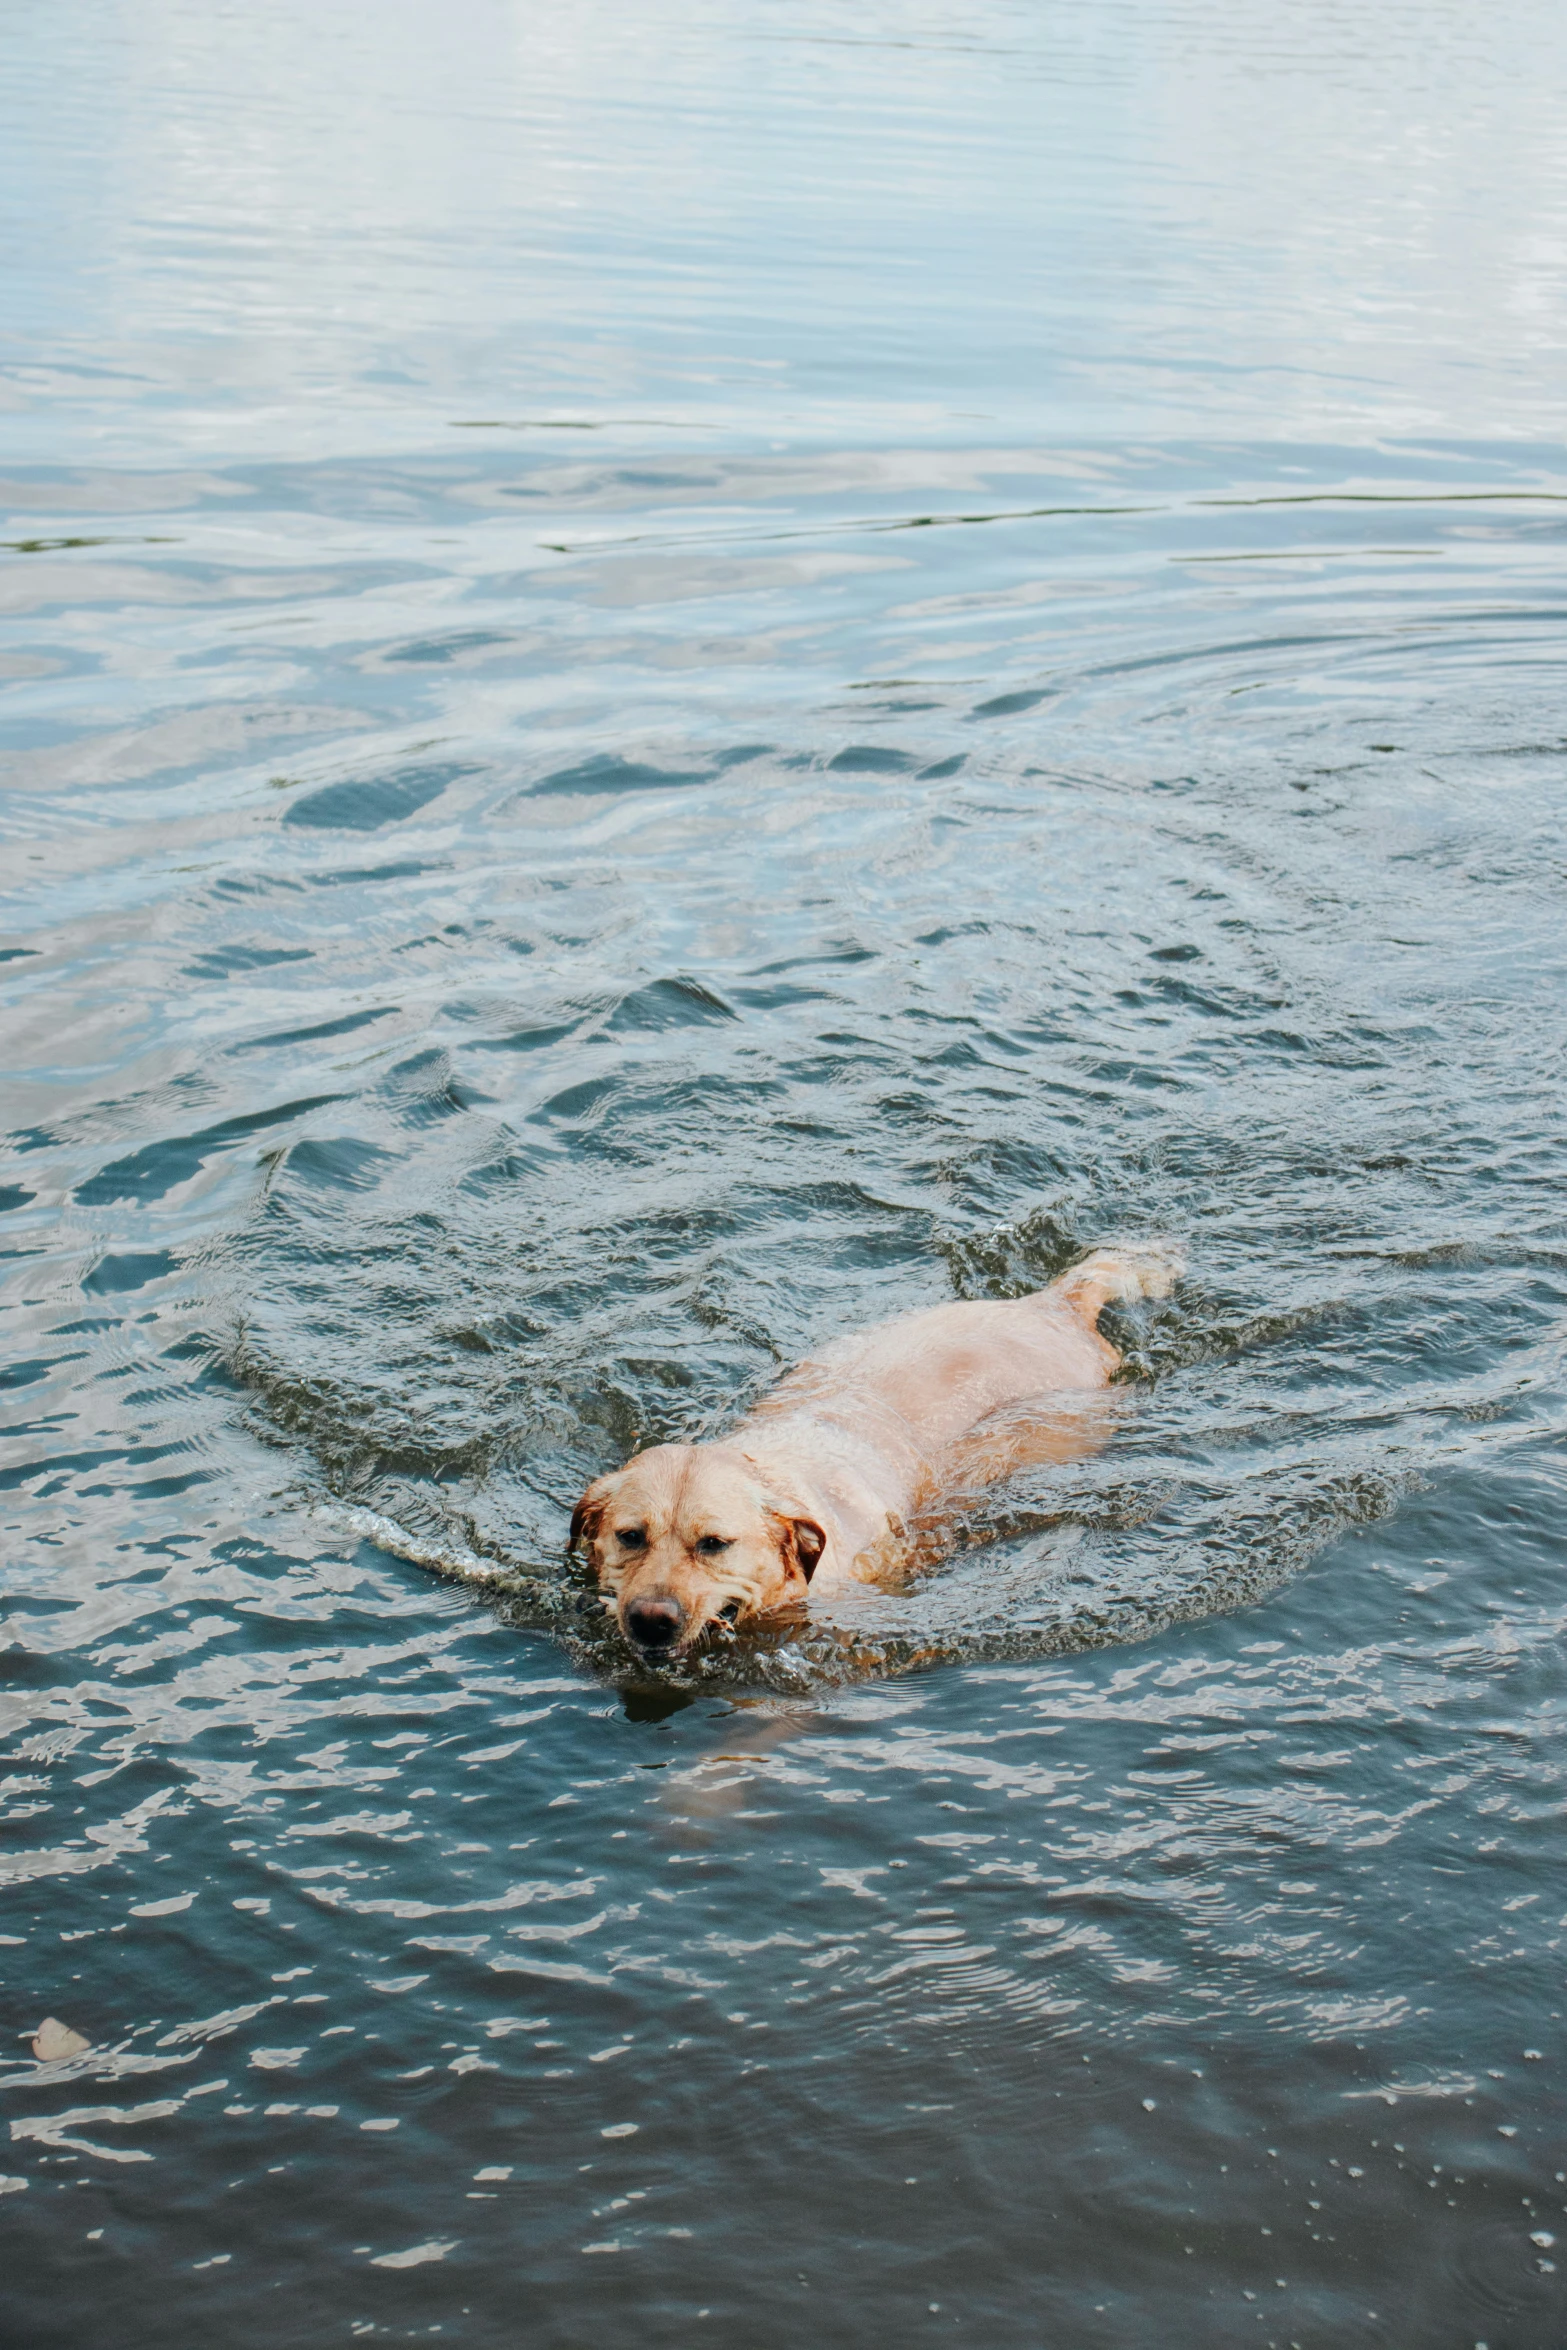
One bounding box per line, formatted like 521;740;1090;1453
569;1443;826;1659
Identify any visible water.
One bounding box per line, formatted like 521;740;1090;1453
5;0;1567;2340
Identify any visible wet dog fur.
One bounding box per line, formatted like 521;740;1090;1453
570;1243;1181;1661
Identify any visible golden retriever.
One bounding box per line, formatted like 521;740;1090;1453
570;1243;1180;1658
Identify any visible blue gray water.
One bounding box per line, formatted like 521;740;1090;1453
5;1;1567;2341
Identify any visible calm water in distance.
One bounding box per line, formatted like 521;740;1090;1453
4;2;1567;2343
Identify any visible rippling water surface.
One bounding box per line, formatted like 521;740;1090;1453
5;2;1567;2341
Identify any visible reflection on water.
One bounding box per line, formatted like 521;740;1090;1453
4;1;1567;2343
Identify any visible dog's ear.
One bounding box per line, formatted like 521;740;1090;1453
783;1514;827;1584
742;1456;827;1586
569;1482;608;1560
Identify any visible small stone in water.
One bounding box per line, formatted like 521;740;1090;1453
31;2017;89;2062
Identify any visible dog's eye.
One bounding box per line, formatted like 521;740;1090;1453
615;1527;647;1549
694;1535;733;1557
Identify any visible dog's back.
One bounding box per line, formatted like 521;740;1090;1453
744;1243;1182;1469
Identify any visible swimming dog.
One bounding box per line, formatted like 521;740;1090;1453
570;1243;1180;1659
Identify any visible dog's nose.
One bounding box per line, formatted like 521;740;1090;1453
624;1594;685;1651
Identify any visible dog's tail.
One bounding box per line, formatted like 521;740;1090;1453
1052;1240;1184;1322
